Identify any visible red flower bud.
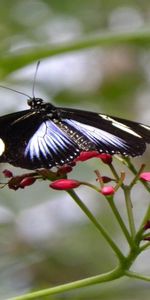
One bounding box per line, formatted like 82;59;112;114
75;151;99;162
101;176;112;183
101;186;115;196
69;161;77;167
140;172;150;182
143;237;150;241
3;169;13;178
8;176;23;190
50;179;80;190
144;220;150;230
57;165;73;175
20;177;36;188
98;154;112;165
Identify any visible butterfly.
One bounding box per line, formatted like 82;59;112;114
0;96;149;170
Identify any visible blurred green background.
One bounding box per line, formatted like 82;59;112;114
0;0;150;299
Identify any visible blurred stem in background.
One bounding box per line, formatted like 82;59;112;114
1;29;150;77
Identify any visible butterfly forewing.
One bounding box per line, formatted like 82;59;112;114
59;107;150;156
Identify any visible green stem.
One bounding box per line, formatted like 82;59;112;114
139;204;150;231
140;242;150;252
123;158;139;175
129;164;145;189
123;186;136;238
125;270;150;282
109;162;136;240
135;201;150;243
83;173;132;247
7;267;123;300
81;175;132;247
141;232;150;239
109;164;120;181
67;189;125;262
1;29;150;77
107;198;132;247
124;158;150;245
124;158;150;192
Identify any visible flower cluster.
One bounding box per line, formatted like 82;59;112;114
2;150;150;288
2;152;150;199
3;169;37;190
49;152;115;195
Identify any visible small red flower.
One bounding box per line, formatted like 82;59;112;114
20;177;36;188
75;151;99;162
98;154;112;165
50;179;80;190
3;169;13;178
140;172;150;182
101;186;115;196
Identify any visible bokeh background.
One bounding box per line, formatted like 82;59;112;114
0;0;150;299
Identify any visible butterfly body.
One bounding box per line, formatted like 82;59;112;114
0;97;150;170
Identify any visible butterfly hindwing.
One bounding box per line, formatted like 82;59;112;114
24;119;80;168
0;110;80;169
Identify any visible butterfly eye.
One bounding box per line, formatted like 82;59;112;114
27;98;43;108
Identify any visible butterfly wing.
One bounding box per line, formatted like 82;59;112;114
24;119;80;169
58;107;150;156
0;110;80;169
0;104;149;170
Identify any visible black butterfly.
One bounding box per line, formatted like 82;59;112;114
0;97;150;170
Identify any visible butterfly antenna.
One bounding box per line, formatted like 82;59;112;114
0;85;32;99
32;60;40;99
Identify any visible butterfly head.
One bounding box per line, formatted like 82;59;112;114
27;98;44;109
